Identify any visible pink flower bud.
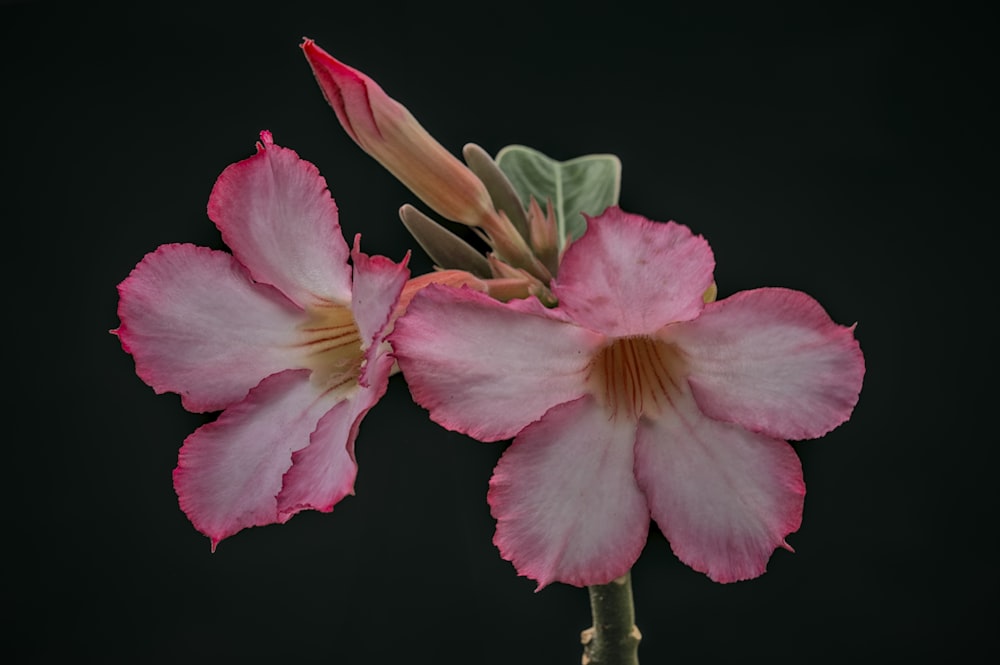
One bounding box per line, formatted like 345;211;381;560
301;39;495;227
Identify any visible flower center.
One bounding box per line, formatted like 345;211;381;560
588;336;685;421
298;304;364;395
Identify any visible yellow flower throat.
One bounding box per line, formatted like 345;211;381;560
588;336;685;420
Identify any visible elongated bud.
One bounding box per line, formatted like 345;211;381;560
486;255;555;305
301;39;495;227
527;196;560;275
399;204;491;277
462;143;530;240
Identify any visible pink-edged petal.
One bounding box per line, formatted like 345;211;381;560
277;351;395;518
277;268;401;520
208;131;353;309
390;284;605;441
634;386;805;583
488;397;650;588
349;235;410;350
173;369;337;549
115;243;308;413
274;399;358;519
553;208;715;336
666;287;865;440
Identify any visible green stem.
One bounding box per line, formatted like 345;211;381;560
581;572;641;665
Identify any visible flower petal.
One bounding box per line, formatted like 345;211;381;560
634;387;805;583
272;241;406;519
114;243;307;413
390;285;604;441
666;287;865;440
488;397;650;588
349;236;410;351
276;352;394;519
276;262;400;519
273;398;359;520
553;208;715;336
208;131;353;309
173;369;338;549
276;229;407;517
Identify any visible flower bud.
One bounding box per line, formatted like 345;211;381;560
301;39;495;227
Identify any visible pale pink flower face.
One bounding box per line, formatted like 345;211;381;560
114;132;410;549
390;207;865;587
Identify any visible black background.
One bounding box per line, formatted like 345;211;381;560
5;1;994;662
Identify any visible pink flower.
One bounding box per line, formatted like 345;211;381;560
114;132;410;549
390;207;865;587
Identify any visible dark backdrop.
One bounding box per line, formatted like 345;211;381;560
5;1;993;662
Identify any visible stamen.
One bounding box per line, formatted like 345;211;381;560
588;336;684;420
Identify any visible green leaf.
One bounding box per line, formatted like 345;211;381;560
495;144;621;248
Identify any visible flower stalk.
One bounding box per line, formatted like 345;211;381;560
581;573;641;665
